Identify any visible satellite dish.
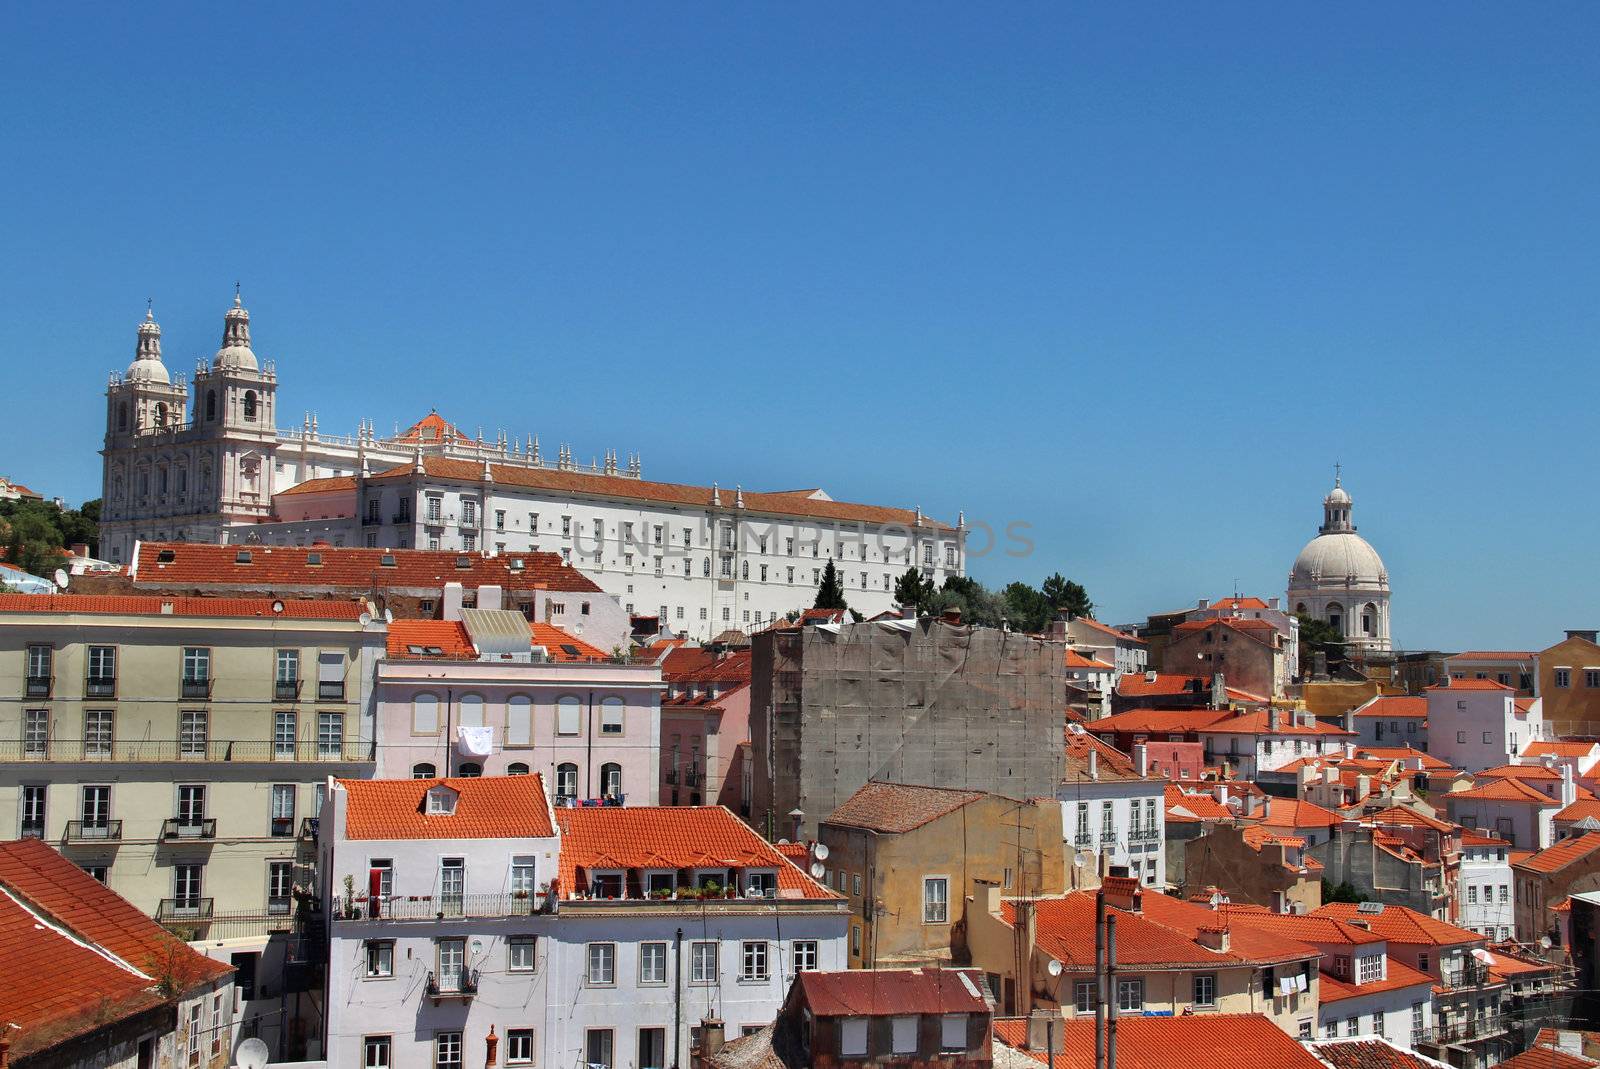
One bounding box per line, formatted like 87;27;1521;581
384;608;394;623
776;838;791;845
271;599;285;614
236;1038;270;1069
811;842;830;861
809;861;825;879
1047;959;1063;977
1540;935;1554;950
359;611;373;626
53;569;69;589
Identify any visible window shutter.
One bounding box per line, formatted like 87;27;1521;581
507;696;532;746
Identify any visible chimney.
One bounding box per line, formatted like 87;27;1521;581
477;584;503;612
443;581;465;621
1089;749;1099;781
1245;793;1263;818
1133;743;1149;778
1356;774;1371;799
1563;764;1577;807
1212;672;1226;710
1543;753;1558;768
1026;1008;1056;1051
1344;742;1356;759
70;543;89;558
485;1025;499;1067
1268;707;1280;732
1217;785;1229;807
1198;598;1208;610
1269;596;1280;610
1101;873;1141;912
1196;924;1231;952
698;1018;725;1062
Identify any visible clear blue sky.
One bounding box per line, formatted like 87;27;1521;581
4;4;1597;650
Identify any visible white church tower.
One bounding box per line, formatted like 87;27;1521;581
1287;472;1392;654
189;288;278;525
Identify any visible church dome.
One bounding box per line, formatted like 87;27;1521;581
125;307;170;384
213;290;259;372
1291;531;1387;588
1324;485;1351;506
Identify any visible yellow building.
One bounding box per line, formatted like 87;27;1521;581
1537;632;1600;736
0;592;384;935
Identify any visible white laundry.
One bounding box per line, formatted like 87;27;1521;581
457;725;494;757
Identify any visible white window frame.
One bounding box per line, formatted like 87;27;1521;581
923;875;949;923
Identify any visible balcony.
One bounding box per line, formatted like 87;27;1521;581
1129;827;1161;843
392;513;411;525
85;676;117;699
664;769;678;785
426;968;479;1003
1074;832;1094;848
333;893;546;921
158;898;215;923
317;681;345;702
1417;1013;1508;1046
270;817;296;838
0;738;373;763
684;769;700;787
299;816;320;840
274;678;302;701
25;675;51;698
180;677;213;699
64;820;122;843
362;513;382;527
1441;963;1491;990
1099;830;1119;846
161;818;217;841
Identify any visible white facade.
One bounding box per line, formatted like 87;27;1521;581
1287;477;1392;654
1459;839;1515;942
1198;715;1353;777
1426;685;1545;774
1058;740;1167;887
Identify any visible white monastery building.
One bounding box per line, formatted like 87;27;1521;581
101;296;966;639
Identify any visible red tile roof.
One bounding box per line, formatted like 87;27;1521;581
132;542;600;594
1428;678;1514;691
1479;763;1563;781
669;649;753;685
1200;711;1355;737
1352;696;1429;719
1514;833;1600;875
1317;958;1437;1003
1221;908;1381;947
1069;616;1147;645
1461;830;1512;846
1173;616;1281;641
1499;1048;1600;1069
394;411;462;443
824;781;987;834
1087;708;1234;734
387;619;475;658
796;967;989;1016
1164;785;1232;822
276;474;358;496
340;776;556;840
1064;648;1115;670
994;1014;1324;1069
1116;673;1211;697
0;840;231;1059
367;454;957;530
1365;805;1456;834
1313;902;1481;946
1208;596;1272;611
527;621;610;661
1353;745;1452;770
1526;741;1600;759
1452;651;1536;661
1064;730;1142;779
0;592;366;620
1313;1039;1463;1069
1263;797;1344;829
553;805;838;900
1557;799;1600;823
1448;778;1560;805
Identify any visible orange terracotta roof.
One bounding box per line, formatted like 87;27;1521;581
0;840;231;1059
1557;799;1600;823
554;806;838;900
1065;731;1141;778
1452;651;1537;661
0;592;365;620
1312;1039;1457;1069
1353;745;1452;770
1427;678;1514;691
340;776;555;840
994;1013;1324;1069
1070;616;1147;645
1449;778;1560;805
367;455;956;530
1366;805;1457;834
1318;958;1437;1003
1208;596;1272;611
824;781;987;834
1526;741;1600;759
387;619;475;658
1313;902;1481;946
1263;798;1344;829
394;411;462;443
1461;830;1512;846
1352;696;1429;719
1087;708;1234;734
527;621;610;661
132;542;600;594
1242;825;1306;850
1514;833;1600;875
670;649;753;685
1164;785;1233;822
1065;648;1115;670
1200;711;1355;737
1116;673;1211;697
276;474;358;496
797;967;990;1016
1222;908;1381;947
1500;1048;1600;1069
1479;763;1563;781
1173;616;1281;641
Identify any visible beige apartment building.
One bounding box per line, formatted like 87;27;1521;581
0;593;384;935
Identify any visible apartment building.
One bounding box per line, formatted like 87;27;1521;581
1058;731;1168;887
320;778;847;1069
0;593;382;930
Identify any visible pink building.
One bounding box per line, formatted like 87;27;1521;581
375;614;663;804
659;648;753;812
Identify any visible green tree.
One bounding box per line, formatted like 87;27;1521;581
924;574;1007;628
1042;573;1094;619
1321;879;1365;904
1297;613;1344;673
814;558;848;611
1001;581;1053;633
2;507;67;578
893;567;934;613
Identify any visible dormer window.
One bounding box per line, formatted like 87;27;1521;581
744;869;778;898
644;871;677;897
425;785;459;816
589;872;624;899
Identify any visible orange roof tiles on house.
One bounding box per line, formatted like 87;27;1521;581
1064;648;1115;670
341;776;556;840
554;806;838;901
1065;730;1141;778
1262;798;1344;829
527;621;610;661
1427;678;1514;691
366;454;958;530
825;782;988;834
1452;651;1537;661
1164;785;1233;823
1449;778;1561;805
1200;711;1356;737
394;411;463;443
1086;708;1235;735
1461;830;1512;847
0;840;232;1060
1069;616;1147;645
387;619;476;658
1526;741;1600;759
1498;1048;1600;1069
1312;1039;1460;1069
0;592;366;620
1172;616;1281;643
275;474;359;496
1557;799;1600;823
1479;763;1563;781
1220;908;1382;947
1513;833;1600;875
131;542;601;594
1318;959;1437;1004
1352;696;1429;719
1314;902;1482;946
1365;805;1457;834
773;841;810;864
796;967;989;1017
1116;673;1210;697
1354;745;1453;770
1208;596;1272;611
994;1013;1325;1069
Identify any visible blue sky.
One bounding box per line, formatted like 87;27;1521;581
3;4;1597;650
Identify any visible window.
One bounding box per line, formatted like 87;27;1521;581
922;876;949;922
1483;731;1493;744
505;1030;534;1066
365;940;394;977
270;784;295;837
851;924;862;957
509;935;536;973
25;645;51;695
413;762;437;778
81;785;111;832
173;863;203;909
363;1036;392;1069
585;1030;614;1069
1557;669;1572;688
435;1031;462;1069
20;785;45;839
318;712;344;759
556;763;578;802
640;941;667;984
86;645;116;696
1358;954;1385;984
274;711;297;759
840;1018;868;1057
741;940;768;981
793;939;818;972
180;710;208;757
461;499;478;527
84;709;113;759
600;762;622;799
1345;1018;1358;1037
941;1014;968;1053
22;709;47;759
1324;1021;1338;1039
1418;954;1429;972
511;854;536;895
587;942;615;984
892;1015;918;1054
1457;731;1467;744
1075;981;1097;1013
1194;973;1216;1006
181;647;210;691
1117;978;1144;1012
177;784;206;829
600;697;624;734
557;696;581;736
507;762;530;776
1468;886;1478;904
692;941;718;984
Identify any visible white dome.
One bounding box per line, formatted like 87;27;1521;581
1324;485;1351;506
214;343;258;372
1291;531;1387;588
213;293;258;371
125;356;170;384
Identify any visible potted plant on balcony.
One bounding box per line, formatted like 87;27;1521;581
700;879;721;899
341;875;360;919
651;887;674;901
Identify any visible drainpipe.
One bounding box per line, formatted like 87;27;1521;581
586;690;595;800
1107;914;1119;1069
673;927;684;1069
1095;890;1105;1069
445;687;454;777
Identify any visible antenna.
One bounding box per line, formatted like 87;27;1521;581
53;569;69;590
271;599;285;614
235;1038;270;1069
808;861;825;879
811;842;830;862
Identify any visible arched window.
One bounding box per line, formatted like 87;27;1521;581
556;762;579;802
412;762;437;779
600;696;625;736
176;466;188;495
117;403;128;431
458;693;485;728
1326;601;1344;634
1362;603;1378;636
412;693;440;734
741;560;749;580
205;390;217;422
458;762;483;778
1295;602;1307;615
243;390;258;421
601;762;622;800
154;401;167;426
507;762;530;776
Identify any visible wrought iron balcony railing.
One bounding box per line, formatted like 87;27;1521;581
64;819;122;842
333;893;545;921
0;738;373;763
161;818;217;841
181;677;213;699
426;968;479;999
